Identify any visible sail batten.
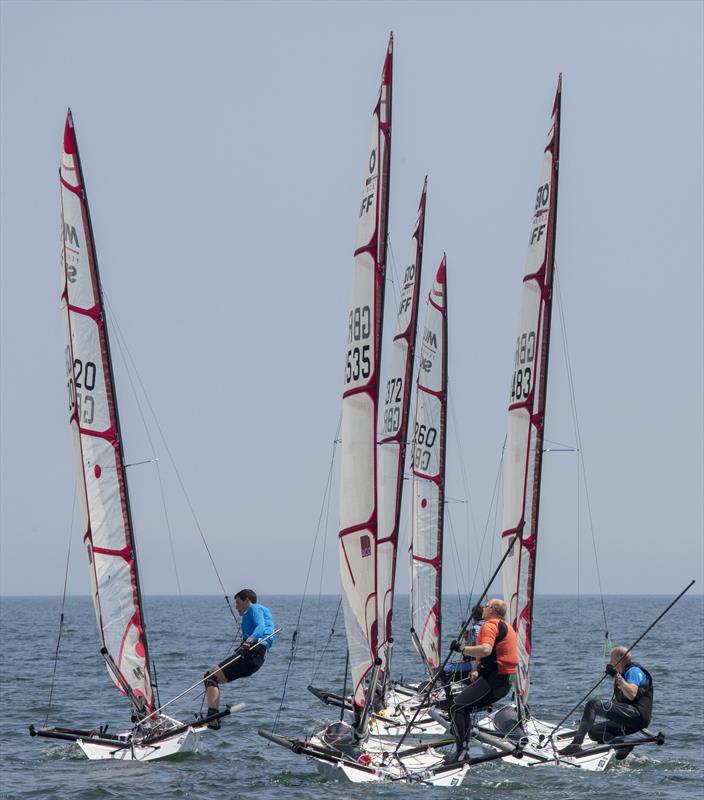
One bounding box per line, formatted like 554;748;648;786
338;35;393;708
60;111;153;711
376;179;427;666
410;257;448;671
501;78;562;706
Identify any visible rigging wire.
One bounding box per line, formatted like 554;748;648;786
309;598;343;685
464;442;505;616
444;504;467;617
553;267;609;636
386;235;404;319
104;297;184;613
270;421;341;735
447;388;480;591
45;485;76;726
102;293;235;620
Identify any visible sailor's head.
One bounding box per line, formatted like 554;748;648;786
234;588;257;615
471;604;484;622
609;645;631;674
484;599;507;619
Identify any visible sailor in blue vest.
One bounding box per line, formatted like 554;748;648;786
443;604;485;683
204;589;276;728
560;645;653;758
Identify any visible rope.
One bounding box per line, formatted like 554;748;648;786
103;294;234;620
45;486;76;725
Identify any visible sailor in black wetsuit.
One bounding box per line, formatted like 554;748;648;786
560;645;653;758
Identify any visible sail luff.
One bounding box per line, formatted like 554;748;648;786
410;257;447;671
376;179;427;665
500;77;562;706
60;110;154;711
338;34;393;709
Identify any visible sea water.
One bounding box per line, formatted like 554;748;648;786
1;594;702;799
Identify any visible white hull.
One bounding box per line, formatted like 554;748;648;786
308;733;467;785
477;706;614;771
77;726;201;761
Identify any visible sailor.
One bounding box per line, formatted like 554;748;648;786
559;645;653;758
447;598;518;761
204;589;276;728
443;604;485;683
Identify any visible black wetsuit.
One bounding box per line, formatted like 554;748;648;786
449;621;514;756
572;662;653;753
219;644;266;682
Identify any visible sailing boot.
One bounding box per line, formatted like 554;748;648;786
206;708;221;730
558;737;584;756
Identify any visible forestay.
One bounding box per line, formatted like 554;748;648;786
410;258;448;671
60;111;153;712
376;179;427;669
500;78;562;707
338;35;393;708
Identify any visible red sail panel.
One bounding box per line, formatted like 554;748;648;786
500;78;562;706
60;111;153;710
410;258;448;671
339;34;393;708
376;179;427;664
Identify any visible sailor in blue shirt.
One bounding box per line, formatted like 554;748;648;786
203;589;276;728
560;645;653;759
443;605;484;683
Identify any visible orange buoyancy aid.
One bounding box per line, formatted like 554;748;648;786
477;618;519;676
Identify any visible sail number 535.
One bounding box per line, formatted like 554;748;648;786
346;305;372;384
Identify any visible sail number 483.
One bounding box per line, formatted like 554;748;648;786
510;331;535;402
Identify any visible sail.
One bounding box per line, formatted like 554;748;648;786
338;34;393;708
376;179;427;667
60;111;154;711
500;77;562;706
410;258;448;671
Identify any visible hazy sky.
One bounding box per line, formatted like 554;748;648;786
1;1;702;602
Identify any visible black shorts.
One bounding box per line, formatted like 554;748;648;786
219;645;266;683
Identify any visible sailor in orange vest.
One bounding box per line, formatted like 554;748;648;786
447;598;518;761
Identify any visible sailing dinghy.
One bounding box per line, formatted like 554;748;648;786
29;111;242;761
260;36;484;785
467;76;665;770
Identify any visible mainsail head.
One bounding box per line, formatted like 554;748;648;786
500;77;562;707
410;257;448;671
60;111;154;712
338;34;393;709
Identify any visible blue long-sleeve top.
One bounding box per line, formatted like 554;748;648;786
242;603;276;649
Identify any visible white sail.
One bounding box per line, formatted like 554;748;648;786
376;179;427;667
60;111;153;711
338;35;393;708
501;78;562;706
410;258;448;672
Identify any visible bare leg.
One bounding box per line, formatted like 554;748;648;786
205;667;227;711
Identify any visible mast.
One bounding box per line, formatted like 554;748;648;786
410;257;448;671
338;33;393;717
60;110;154;713
500;76;562;707
376;179;427;679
